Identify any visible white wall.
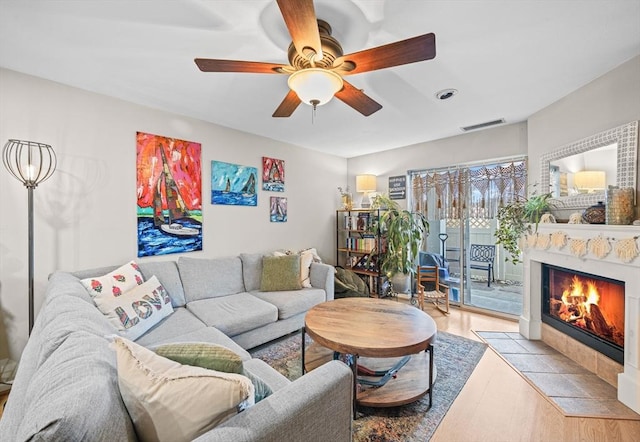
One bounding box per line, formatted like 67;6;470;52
346;121;528;208
528;55;640;200
0;68;346;359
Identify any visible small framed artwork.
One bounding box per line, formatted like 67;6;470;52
211;161;258;206
389;175;407;200
270;196;287;222
262;157;285;192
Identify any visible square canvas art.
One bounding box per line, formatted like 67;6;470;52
270;197;287;222
136;132;202;257
211;161;258;206
262;157;285;192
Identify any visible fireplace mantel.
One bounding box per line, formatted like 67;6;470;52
520;223;640;414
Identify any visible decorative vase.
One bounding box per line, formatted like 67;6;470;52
582;201;606;224
341;193;353;210
606;186;634;225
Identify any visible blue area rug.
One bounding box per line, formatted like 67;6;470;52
251;330;487;441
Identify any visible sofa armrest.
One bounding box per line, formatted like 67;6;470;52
195;360;353;442
309;262;335;301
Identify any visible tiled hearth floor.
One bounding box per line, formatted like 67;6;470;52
475;331;640;420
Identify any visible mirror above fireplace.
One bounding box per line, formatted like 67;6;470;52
540;121;638;218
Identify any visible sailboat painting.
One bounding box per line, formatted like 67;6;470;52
136;132;202;257
211;161;258;206
270;197;287;222
262;157;285;192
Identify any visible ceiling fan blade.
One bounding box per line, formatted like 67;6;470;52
195;58;289;74
272;90;302;117
335;81;382;117
335;33;436;75
276;0;322;60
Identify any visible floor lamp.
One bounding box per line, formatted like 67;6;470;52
2;140;56;335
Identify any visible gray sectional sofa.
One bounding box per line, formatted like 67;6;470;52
0;254;353;442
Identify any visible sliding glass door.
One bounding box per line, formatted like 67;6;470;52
411;159;526;316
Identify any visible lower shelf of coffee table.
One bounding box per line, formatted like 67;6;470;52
305;343;436;407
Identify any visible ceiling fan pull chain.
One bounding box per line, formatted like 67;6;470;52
311;99;319;124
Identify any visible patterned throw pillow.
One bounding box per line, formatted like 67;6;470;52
93;275;174;341
154;342;273;403
260;254;302;292
81;261;144;298
112;337;254;442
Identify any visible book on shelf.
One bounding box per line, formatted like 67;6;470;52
345;236;376;252
344;215;359;230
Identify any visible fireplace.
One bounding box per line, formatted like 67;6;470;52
542;264;624;364
519;223;640;414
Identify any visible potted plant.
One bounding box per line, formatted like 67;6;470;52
370;194;429;293
495;189;552;265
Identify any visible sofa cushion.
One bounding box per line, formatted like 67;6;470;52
240;253;263;292
16;332;136;441
138;260;187;307
187;293;278;336
138;325;252;360
93;275;175;341
178;256;245;301
113;336;254;442
80;260;144;298
251;288;327;320
133;307;205;346
260;254;302;292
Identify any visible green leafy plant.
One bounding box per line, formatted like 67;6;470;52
495;189;552;265
370;194;429;278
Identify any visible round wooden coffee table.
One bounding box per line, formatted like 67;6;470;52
302;298;437;412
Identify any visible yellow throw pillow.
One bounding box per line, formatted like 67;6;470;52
112;337;254;442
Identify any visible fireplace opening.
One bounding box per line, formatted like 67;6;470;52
542;264;624;364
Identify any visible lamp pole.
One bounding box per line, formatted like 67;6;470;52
2;140;56;335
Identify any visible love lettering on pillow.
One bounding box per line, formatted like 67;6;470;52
92;275;174;340
81;260;144;298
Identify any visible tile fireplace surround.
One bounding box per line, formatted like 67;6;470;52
520;223;640;414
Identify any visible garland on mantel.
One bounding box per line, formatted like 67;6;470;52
523;231;640;263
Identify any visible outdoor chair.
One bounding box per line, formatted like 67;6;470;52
416;265;450;315
469;244;496;287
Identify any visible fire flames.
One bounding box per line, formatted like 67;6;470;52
559;275;600;326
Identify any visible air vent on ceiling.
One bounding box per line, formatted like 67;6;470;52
461;118;506;132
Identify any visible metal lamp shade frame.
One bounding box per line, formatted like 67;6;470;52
2;140;56;335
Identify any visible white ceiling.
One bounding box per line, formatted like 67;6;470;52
1;0;639;158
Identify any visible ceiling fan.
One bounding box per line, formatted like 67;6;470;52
195;0;436;118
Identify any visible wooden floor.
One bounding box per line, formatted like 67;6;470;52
419;302;640;442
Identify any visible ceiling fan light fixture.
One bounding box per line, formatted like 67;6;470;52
288;68;343;107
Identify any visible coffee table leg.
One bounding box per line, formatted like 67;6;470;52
352;353;359;417
301;327;306;375
428;344;434;409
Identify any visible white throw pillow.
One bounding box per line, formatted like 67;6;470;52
93;275;174;340
112;336;254;442
81;260;144;298
299;250;314;288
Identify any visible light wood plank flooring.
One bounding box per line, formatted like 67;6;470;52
421;303;640;442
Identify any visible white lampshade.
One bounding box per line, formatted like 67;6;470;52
574;170;606;192
356;174;377;193
288;68;343;107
